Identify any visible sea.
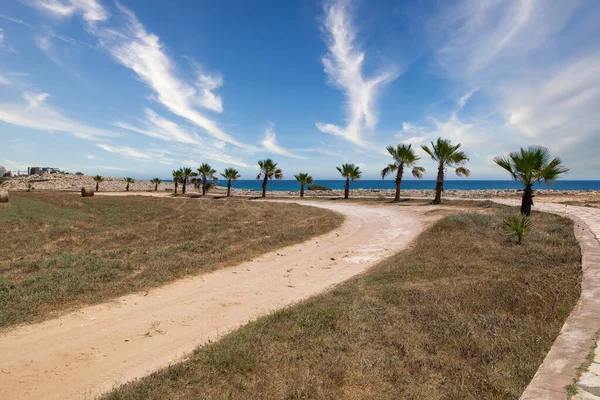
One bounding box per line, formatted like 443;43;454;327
208;180;600;192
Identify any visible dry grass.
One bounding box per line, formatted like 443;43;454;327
104;206;581;400
0;192;343;328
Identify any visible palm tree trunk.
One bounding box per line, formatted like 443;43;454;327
394;167;403;202
227;180;231;197
433;164;444;204
174;181;178;195
521;184;534;216
300;184;304;198
96;182;99;192
202;177;207;196
126;183;129;192
262;176;268;198
344;178;350;199
154;183;158;192
182;179;187;194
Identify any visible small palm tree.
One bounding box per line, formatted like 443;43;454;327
181;167;193;194
336;163;362;199
381;144;426;202
172;169;183;195
92;175;104;192
504;214;532;244
151;178;161;192
124;177;134;192
221;168;241;197
198;163;219;196
256;159;283;198
294;173;314;198
494;146;569;216
421;137;470;204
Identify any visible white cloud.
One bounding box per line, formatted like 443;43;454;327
0;75;10;86
31;0;108;24
261;124;304;159
116;110;251;168
195;73;224;113
92;4;249;148
116;108;204;146
0;91;118;140
0;28;4;48
421;0;600;178
96;144;174;164
0;14;35;28
316;0;399;145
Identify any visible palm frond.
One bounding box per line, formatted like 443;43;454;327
412;166;426;179
455;167;471;177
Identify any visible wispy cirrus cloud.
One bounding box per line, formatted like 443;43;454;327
28;0;250;150
261;123;305;159
404;0;600;177
116;109;252;168
0;91;118;140
30;0;108;24
96;144;174;164
92;3;249;149
116;108;204;146
316;0;399;146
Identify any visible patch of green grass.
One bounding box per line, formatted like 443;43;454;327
0;192;343;328
104;208;581;400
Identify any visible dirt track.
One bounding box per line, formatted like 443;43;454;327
0;200;433;400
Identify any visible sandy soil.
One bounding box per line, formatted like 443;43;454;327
0;200;437;400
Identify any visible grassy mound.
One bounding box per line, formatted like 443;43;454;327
0;192;343;328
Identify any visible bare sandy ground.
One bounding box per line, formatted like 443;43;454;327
0;200;435;400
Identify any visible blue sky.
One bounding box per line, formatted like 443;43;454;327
1;0;599;180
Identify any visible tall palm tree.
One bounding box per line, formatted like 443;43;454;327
172;169;183;195
92;175;104;192
124;177;135;192
421;138;470;204
294;173;314;198
494;146;569;216
336;163;362;199
221;168;241;197
198;163;218;196
151;178;161;192
381;144;426;202
256;159;283;198
181;167;193;194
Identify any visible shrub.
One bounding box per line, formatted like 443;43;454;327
503;214;531;244
307;184;332;191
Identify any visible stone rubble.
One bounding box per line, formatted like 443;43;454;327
1;174;599;199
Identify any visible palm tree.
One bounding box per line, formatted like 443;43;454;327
421;138;470;204
294;173;314;198
172;169;183;195
494;146;569;216
381;144;426;202
221;168;241;197
151;178;161;192
336;163;362;199
198;163;219;196
92;175;104;192
256;159;283;198
124;177;134;192
181;167;193;194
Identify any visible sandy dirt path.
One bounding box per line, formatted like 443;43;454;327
0;200;432;400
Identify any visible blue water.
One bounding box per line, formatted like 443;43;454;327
209;180;600;191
